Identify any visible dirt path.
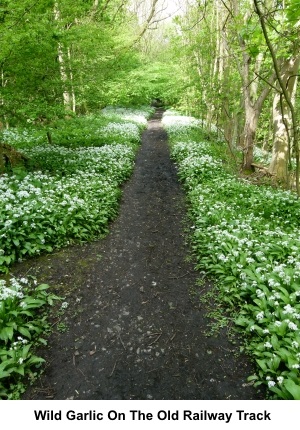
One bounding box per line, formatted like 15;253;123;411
18;110;263;400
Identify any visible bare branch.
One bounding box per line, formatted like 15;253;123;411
134;0;160;42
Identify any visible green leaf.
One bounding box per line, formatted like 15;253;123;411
8;310;19;317
235;316;250;326
0;370;12;379
256;359;267;372
18;326;31;339
224;276;236;282
19;310;34;317
269;385;289;399
243;269;259;282
14;366;25;376
26;356;45;366
270;355;280;371
12;238;20;247
0;326;14;342
284;379;300;400
21;343;31;359
247;374;258;382
0;360;14;374
35;284;50;292
21;298;46;308
286;0;300;23
271;334;279;349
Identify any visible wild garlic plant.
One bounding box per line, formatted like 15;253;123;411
0;107;153;273
0;277;61;399
164;110;300;400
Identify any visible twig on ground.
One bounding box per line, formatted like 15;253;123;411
50;319;60;328
146;367;161;374
77;367;87;379
146;332;162;337
168;272;190;279
166;332;176;344
118;334;126;350
109;360;118;377
148;333;162;346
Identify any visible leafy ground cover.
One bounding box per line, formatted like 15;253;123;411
0;276;61;398
2;108;149;150
13;109;262;401
0;106;154;399
163;110;300;400
0;107;154;274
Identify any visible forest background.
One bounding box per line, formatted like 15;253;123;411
1;0;300;188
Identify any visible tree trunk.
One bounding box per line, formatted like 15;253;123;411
57;42;73;111
241;103;260;171
268;56;300;181
269;92;290;181
230;0;275;172
67;47;76;113
1;69;9;128
54;3;74;113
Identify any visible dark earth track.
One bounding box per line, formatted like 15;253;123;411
17;110;264;400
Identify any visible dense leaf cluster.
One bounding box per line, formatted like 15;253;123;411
0;277;61;399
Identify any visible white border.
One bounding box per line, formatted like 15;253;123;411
1;400;297;429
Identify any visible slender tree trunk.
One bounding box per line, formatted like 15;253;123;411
206;4;217;130
54;3;73;112
1;69;9;128
67;47;76;113
57;42;73;110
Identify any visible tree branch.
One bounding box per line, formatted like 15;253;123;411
135;0;160;42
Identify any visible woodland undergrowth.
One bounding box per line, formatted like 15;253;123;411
163;109;300;400
0;106;154;399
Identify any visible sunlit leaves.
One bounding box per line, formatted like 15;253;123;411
286;0;300;24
